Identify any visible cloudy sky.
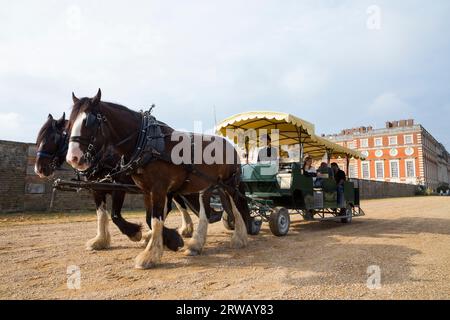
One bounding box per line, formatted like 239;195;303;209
1;0;449;148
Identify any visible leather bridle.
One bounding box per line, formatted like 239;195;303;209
69;112;107;165
36;128;68;170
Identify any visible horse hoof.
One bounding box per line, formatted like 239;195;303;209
230;236;247;249
86;235;111;251
163;228;184;251
185;248;201;256
134;250;160;269
129;230;142;242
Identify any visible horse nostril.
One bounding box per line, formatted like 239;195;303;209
71;156;78;164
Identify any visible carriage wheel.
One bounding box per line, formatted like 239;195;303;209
248;217;262;236
341;206;353;224
269;207;290;237
222;210;235;230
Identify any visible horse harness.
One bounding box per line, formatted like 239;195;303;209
69;105;243;199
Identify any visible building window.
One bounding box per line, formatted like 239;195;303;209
405;159;416;178
390;160;400;179
404;134;413;144
360;139;369;148
374;137;383;147
361;161;370;179
375;161;384;179
389;136;398;146
347;141;357;149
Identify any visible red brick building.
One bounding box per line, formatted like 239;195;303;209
324;120;450;190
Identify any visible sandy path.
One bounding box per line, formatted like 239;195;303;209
1;196;449;300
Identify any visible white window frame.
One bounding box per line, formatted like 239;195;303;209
404;134;413;145
361;161;371;180
375;160;385;180
360;138;369;148
388;136;398;146
347;141;357;149
374;137;383;147
405;159;416;178
389;160;400;179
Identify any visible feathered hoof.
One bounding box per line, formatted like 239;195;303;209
128;230;142;242
230;235;248;249
134;249;161;269
86;234;111;251
185;237;203;256
184;247;201;256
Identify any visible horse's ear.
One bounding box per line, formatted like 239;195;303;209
56;112;65;128
92;88;102;105
48;113;53;120
72;92;79;104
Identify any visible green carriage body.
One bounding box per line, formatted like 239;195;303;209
241;163;360;211
215;111;366;236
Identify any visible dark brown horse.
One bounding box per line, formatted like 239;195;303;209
34;114;200;251
66;89;250;269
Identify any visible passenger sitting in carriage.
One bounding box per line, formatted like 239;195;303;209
257;134;278;163
302;156;316;178
314;162;334;188
331;162;347;207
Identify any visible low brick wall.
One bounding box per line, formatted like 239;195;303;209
0;141;28;212
350;179;417;200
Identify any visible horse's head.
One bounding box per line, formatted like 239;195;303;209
66;89;106;171
35;113;68;178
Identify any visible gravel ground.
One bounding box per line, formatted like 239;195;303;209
0;196;449;300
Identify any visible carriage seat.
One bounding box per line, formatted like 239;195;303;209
277;173;292;189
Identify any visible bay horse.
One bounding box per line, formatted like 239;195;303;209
66;89;250;269
34;113;205;251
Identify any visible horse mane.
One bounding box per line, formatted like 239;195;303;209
69;98;140;126
36;118;54;145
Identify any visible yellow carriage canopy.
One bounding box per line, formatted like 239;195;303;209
215;111;363;160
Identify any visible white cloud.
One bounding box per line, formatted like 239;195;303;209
0;112;21;141
280;65;329;100
368;92;411;118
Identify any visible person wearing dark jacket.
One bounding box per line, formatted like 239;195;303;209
331;162;346;207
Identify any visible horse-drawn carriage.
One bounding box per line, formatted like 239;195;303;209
36;90;367;269
215;112;366;236
51;109;365;238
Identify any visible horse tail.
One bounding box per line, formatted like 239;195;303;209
235;180;251;233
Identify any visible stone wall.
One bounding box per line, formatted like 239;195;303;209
350;178;418;200
0;141;28;212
